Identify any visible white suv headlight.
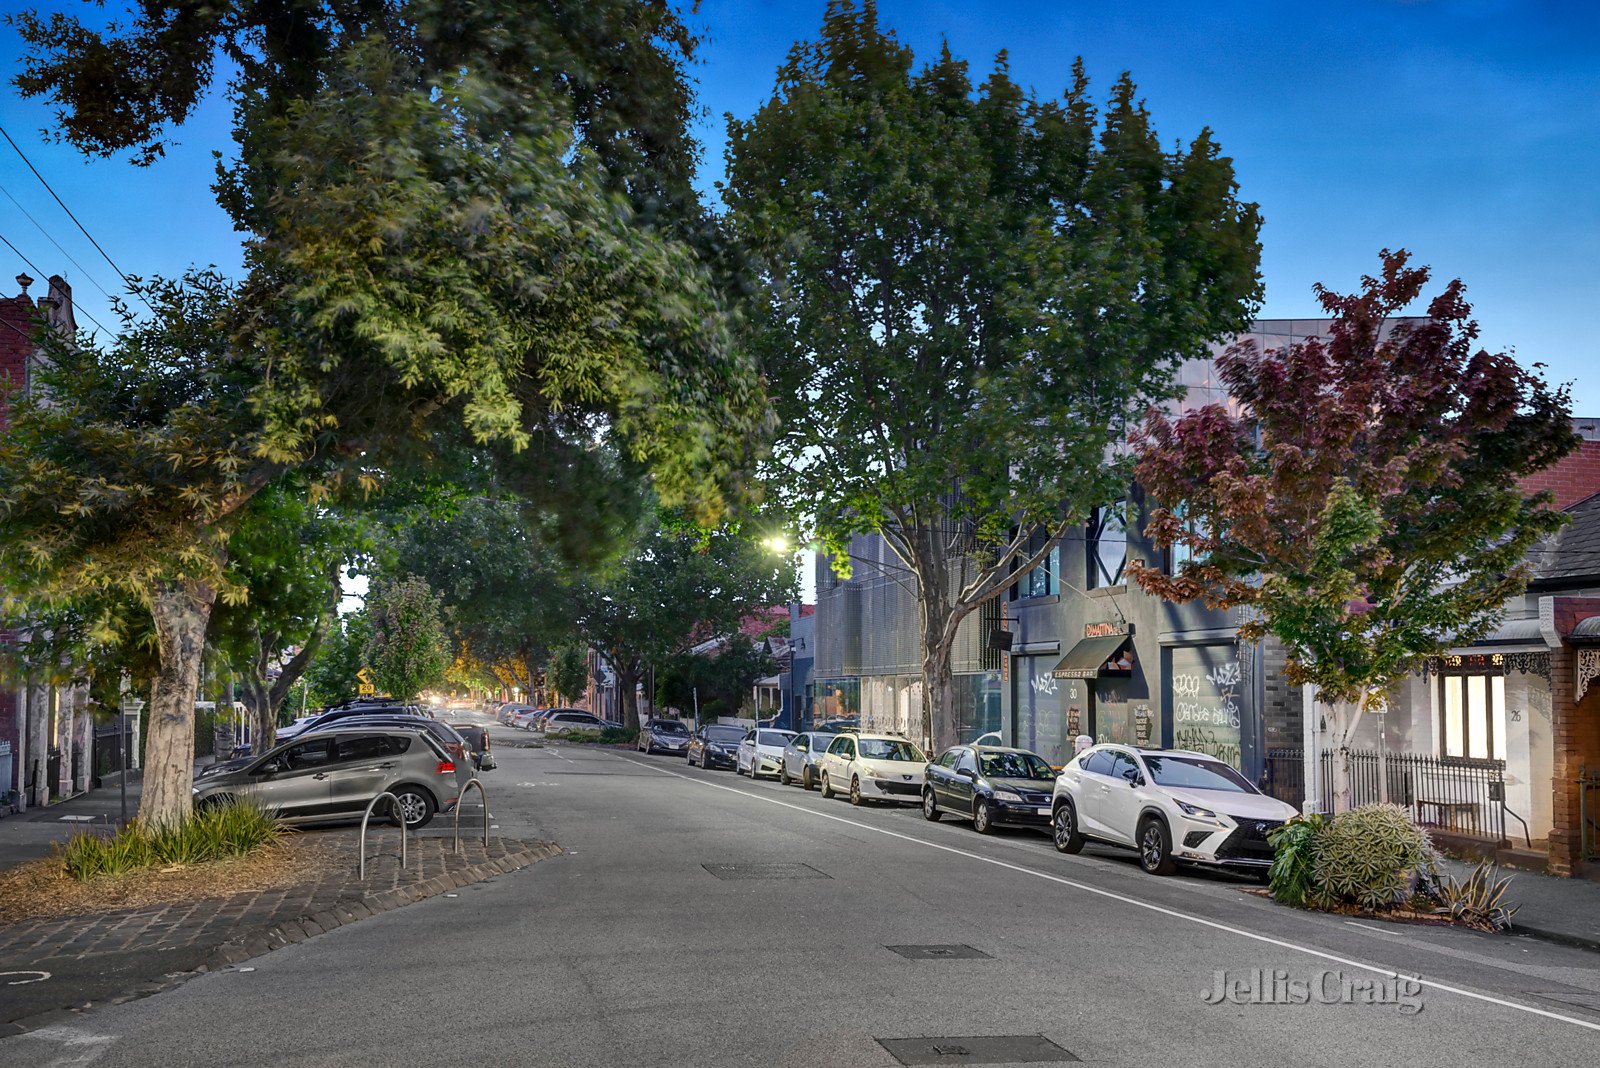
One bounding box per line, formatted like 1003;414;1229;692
1176;800;1217;819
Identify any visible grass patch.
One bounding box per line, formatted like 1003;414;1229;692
58;799;284;881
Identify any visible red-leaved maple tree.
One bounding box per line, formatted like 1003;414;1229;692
1129;250;1574;810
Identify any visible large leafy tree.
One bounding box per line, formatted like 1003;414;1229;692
1130;251;1574;807
722;1;1262;749
574;514;796;729
364;575;449;701
5;1;771;824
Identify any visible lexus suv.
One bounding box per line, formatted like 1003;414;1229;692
1050;744;1297;876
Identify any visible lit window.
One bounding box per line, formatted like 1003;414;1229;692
1438;675;1506;760
1088;501;1126;589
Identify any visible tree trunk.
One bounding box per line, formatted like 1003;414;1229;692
140;581;215;827
618;663;641;729
912;533;960;754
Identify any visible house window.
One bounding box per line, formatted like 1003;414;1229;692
1010;526;1058;600
1163;503;1197;575
1438;674;1506;761
1087;501;1126;589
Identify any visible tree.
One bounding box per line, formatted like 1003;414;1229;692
656;641;776;721
208;482;360;752
303;611;372;711
573;514;796;729
364;576;449;701
722;1;1262;749
6;1;772;824
1129;251;1575;808
549;646;590;706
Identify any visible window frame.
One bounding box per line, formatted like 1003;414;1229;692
1437;673;1507;761
1087;500;1128;589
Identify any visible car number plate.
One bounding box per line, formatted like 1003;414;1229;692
1036;807;1051;816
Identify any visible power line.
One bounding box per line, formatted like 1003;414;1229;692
0;180;114;301
0;120;153;314
0;229;114;336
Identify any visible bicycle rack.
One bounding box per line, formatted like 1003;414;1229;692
358;791;409;880
453;777;489;854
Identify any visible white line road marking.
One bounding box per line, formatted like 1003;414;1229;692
25;1025;115;1067
1345;921;1391;935
615;753;1600;1035
1;970;50;984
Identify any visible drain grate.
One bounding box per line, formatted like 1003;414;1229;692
1527;991;1600;1014
885;944;992;960
875;1035;1077;1065
701;862;831;881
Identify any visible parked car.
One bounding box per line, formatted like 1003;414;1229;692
779;731;838;789
1050;744;1298;876
191;726;461;828
817;732;928;806
329;715;477;789
922;745;1056;834
541;710;609;736
447;722;496;772
638;718;691;755
498;703;537;725
816;718;860;733
687;724;747;769
736;728;797;778
275;703;419;741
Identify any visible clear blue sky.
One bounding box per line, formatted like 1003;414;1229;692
0;0;1595;410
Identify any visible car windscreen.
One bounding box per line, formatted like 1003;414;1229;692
1142;755;1255;793
651;721;689;734
858;738;926;762
978;751;1055;781
704;727;746;742
758;731;795;746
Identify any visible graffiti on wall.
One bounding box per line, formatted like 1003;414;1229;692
1171;645;1246;768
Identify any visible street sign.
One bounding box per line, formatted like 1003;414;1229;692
357;667;377;696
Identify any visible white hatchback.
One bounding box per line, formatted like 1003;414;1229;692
1050;744;1297;876
736;728;797;778
817;732;928;806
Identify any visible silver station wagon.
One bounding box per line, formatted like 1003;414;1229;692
192;726;462;828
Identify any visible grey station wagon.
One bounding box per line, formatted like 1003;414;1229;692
192;727;462;827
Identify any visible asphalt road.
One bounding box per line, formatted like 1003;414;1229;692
5;715;1600;1067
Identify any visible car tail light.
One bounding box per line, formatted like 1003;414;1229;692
436;761;456;774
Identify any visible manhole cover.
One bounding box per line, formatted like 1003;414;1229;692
701;862;831;881
885;944;993;960
875;1035;1077;1065
1528;991;1600;1014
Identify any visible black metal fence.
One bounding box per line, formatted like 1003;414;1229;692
92;723;136;781
1259;747;1509;843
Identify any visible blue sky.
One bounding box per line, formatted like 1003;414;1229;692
0;0;1595;410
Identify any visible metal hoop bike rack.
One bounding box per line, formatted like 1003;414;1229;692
358;791;409;880
453;777;489;854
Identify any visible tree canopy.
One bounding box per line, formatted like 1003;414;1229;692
722;0;1262;747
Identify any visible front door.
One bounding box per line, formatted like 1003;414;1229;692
244;739;334;818
1099;749;1145;846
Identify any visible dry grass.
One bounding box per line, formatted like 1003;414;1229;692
0;834;340;925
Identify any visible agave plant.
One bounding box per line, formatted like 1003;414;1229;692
1432;860;1520;931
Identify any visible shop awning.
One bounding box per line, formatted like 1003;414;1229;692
1051;634;1131;679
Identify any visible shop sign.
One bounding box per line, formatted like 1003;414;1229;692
1084;621;1133;639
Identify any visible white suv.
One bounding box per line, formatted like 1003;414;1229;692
1050;744;1297;876
817;732;928;806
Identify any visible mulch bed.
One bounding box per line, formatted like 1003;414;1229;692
0;835;340;925
1242;886;1456;927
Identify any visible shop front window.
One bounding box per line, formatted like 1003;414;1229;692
1439;674;1506;760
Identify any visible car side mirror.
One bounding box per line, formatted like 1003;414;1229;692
956;768;977;781
256;761;281;777
1127;774;1143;787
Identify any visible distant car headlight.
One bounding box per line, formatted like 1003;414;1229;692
1176;800;1217;819
993;790;1023;803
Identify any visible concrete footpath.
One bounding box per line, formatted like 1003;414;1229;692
1438;857;1600;952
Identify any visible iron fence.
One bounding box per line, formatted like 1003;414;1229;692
1258;747;1511;844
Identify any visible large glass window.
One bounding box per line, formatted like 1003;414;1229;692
1438;674;1506;760
1088;501;1127;589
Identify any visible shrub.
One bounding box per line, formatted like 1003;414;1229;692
57;798;283;881
1266;814;1326;907
1430;859;1519;931
1310;804;1439;911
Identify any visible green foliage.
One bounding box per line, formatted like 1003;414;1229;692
365;576;449;701
723;1;1261;744
1309;804;1440;911
656;642;775;717
551;727;638;746
1429;860;1519;932
548;646;590;705
58;799;282;881
303;612;372;710
1266;813;1326;908
1133;252;1575;709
